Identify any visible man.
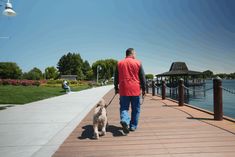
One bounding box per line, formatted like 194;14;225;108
62;80;71;93
114;48;146;134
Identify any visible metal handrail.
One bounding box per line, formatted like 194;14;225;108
165;85;178;90
183;85;213;92
222;87;235;95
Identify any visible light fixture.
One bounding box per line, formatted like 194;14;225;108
97;65;102;84
2;0;16;16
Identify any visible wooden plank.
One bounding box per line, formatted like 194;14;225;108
52;91;235;157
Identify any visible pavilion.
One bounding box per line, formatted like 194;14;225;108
156;62;204;87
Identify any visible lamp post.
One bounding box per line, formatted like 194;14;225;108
2;0;16;16
0;0;16;39
96;65;102;84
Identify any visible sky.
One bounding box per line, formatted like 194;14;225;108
0;0;235;74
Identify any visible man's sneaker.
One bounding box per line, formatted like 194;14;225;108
120;121;129;134
129;127;136;132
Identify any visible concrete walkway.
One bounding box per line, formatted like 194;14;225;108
0;85;113;157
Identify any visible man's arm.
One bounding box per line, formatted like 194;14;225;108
114;65;119;93
139;64;146;93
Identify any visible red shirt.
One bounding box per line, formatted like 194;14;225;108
117;56;142;96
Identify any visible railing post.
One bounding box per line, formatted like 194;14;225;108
178;79;184;106
162;80;166;100
146;82;149;94
213;78;223;120
152;80;155;96
157;79;159;94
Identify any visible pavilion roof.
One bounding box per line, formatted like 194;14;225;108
157;62;202;76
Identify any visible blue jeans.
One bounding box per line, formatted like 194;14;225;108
63;86;71;93
120;96;141;129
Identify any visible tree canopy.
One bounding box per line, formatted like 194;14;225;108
45;66;59;80
82;60;92;80
92;59;118;80
23;67;43;80
0;62;22;79
57;52;85;80
203;70;214;79
146;74;154;80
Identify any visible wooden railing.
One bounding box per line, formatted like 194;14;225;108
146;78;226;121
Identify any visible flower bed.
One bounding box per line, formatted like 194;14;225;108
0;79;41;86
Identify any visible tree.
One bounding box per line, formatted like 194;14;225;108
23;67;43;80
82;60;92;80
203;70;214;79
146;74;154;80
45;66;59;80
92;59;118;80
86;69;94;80
0;62;22;79
57;52;84;80
214;73;227;79
229;73;235;79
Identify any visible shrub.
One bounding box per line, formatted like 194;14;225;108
40;80;47;84
21;80;32;86
46;80;81;86
47;80;57;84
70;80;78;84
79;80;85;84
32;81;40;86
55;79;63;84
0;79;41;86
10;79;21;86
88;82;93;87
47;79;63;84
2;79;10;85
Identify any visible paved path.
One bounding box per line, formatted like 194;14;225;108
53;91;235;157
0;85;113;157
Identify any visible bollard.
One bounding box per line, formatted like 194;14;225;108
157;79;159;94
152;80;155;96
178;79;184;106
213;78;223;120
162;80;166;100
146;83;149;94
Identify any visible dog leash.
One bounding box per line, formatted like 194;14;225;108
106;93;145;107
105;93;117;108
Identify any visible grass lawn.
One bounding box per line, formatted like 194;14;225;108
0;84;90;104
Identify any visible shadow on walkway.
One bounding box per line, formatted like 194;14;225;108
0;107;7;110
78;125;93;140
107;125;124;137
187;117;214;121
78;124;125;140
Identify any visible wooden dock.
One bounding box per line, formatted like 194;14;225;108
52;90;235;157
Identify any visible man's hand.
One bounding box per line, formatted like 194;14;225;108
115;89;119;94
142;90;146;97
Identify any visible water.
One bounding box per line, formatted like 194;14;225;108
155;80;235;119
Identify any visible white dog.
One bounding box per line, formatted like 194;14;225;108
93;98;108;139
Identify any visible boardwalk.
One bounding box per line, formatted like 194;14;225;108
53;90;235;157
